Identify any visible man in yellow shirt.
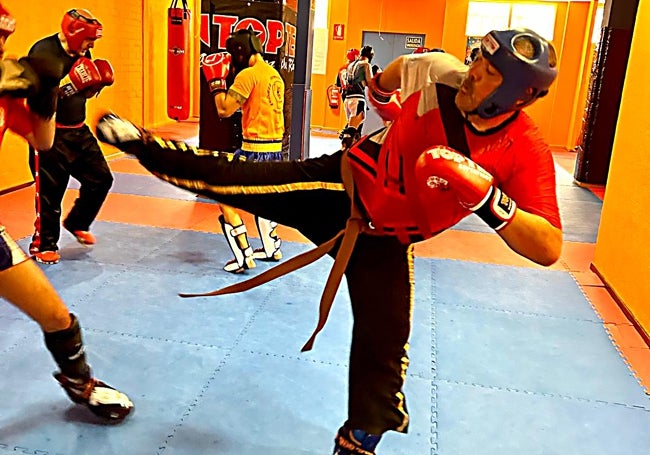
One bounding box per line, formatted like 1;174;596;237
201;29;285;273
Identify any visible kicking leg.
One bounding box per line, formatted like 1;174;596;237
0;227;133;421
96;113;350;245
341;235;413;439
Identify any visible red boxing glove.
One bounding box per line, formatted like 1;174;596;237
95;59;114;85
201;52;231;95
59;57;102;98
84;59;114;98
414;146;517;231
367;72;402;122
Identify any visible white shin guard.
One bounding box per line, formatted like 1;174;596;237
252;216;282;261
219;215;255;273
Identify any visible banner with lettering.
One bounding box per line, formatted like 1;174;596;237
199;0;297;156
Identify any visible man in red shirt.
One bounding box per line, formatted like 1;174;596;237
97;28;561;454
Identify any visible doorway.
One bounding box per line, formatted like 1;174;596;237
359;31;426;133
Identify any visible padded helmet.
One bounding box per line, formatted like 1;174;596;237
0;3;16;37
476;28;557;118
61;9;102;53
226;29;263;73
346;48;360;62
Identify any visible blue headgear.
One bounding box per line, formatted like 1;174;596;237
475;29;557;118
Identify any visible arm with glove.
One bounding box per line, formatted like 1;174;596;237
59;57;113;98
86;58;114;97
414;146;562;266
201;52;240;118
367;69;403;123
0;56;65;149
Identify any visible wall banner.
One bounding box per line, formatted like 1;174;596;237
199;0;297;156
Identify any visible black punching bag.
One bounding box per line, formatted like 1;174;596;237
574;0;639;185
198;74;242;152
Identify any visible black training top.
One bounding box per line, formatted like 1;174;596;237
29;34;92;126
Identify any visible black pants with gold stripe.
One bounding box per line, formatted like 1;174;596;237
125;137;413;435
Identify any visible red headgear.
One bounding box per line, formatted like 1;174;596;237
61;9;102;53
0;3;16;38
346;48;360;63
412;47;430;54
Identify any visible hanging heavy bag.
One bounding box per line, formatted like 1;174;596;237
167;0;191;120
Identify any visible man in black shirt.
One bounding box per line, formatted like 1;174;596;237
28;8;115;264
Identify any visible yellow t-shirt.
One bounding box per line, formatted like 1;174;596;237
229;59;285;153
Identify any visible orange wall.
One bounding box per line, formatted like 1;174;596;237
0;0;147;191
593;0;650;336
311;0;446;133
310;0;598;153
143;0;201;128
0;0;607;191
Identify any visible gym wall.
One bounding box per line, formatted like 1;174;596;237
0;0;599;192
310;0;599;156
593;0;650;340
0;0;151;191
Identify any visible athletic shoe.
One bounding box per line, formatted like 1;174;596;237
223;255;256;274
68;229;96;246
95;113;142;148
54;373;134;421
333;423;381;455
28;241;39;255
252;247;282;262
33;250;60;265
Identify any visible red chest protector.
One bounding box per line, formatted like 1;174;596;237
0;97;32;142
347;85;471;243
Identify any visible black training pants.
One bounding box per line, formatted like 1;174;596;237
29;125;113;251
127;138;413;434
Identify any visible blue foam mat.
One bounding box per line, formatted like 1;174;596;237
2;221;648;455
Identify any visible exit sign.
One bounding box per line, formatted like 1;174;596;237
405;36;424;49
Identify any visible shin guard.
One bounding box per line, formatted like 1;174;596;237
43;313;91;381
219;214;255;273
252;216;282;261
45;315;134;421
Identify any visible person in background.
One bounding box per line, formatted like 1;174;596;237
342;44;374;142
96;27;561;454
466;46;480;65
0;3;133;421
336;47;359;138
201;29;285;273
27;8;115;265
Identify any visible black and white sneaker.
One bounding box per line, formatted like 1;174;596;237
96;113;142;149
54;373;134;421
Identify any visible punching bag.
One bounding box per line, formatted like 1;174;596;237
167;0;191;121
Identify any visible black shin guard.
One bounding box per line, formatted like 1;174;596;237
43;313;91;381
